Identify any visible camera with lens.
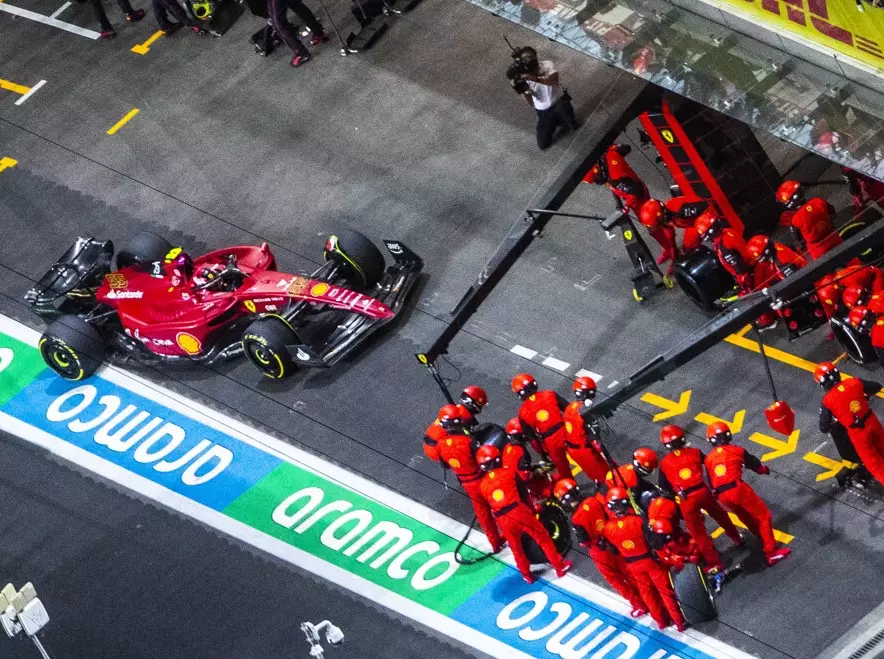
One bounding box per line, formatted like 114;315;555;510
506;52;531;95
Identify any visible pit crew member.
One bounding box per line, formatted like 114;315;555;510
513;373;573;479
776;180;841;260
638;196;707;274
563;376;609;482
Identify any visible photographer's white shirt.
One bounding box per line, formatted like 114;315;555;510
527;61;562;111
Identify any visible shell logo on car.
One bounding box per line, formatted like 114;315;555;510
176;332;202;355
311;282;331;296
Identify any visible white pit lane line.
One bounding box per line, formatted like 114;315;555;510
15;80;47;106
0;316;757;659
0;3;100;39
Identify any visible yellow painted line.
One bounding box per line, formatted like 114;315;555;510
0;78;30;95
710;511;793;544
832;352;848;365
640;390;692;422
131;30;164;55
695;409;745;434
725;324;884;400
803;452;858;481
749;429;800;462
0;157;17;172
567;455;582;477
106;108;140;135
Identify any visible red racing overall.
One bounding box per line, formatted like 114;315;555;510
572;495;647;613
821;378;884;486
786;198;841;260
709;226;754;292
423;404;475;461
603;512;686;630
659;447;741;571
587;145;651;216
519;390;573;479
753;242;807;290
563;401;608;481
664;196;705;254
437;431;503;551
480;466;566;578
704;445;777;557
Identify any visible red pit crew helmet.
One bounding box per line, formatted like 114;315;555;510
511;373;538;399
813;361;840;390
660;424;687;450
639;199;667;229
632;447;658;475
848;306;876;334
460;385;488;414
476;444;502;471
606;486;631;515
553;478;581;507
705;421;733;446
437;404;463;430
776;180;803;210
573;376;597;401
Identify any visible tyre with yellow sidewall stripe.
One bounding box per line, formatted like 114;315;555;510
39;315;106;381
242;317;297;379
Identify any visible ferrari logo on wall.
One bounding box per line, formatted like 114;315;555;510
660;129;674;144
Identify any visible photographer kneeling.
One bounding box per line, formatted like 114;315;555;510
510;47;578;150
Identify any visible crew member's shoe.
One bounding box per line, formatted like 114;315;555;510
630;607;647;619
765;547;791;567
126;9;145;21
555;560;573;578
100;29;116;39
290;53;312;67
160;22;182;34
191;26;210;35
310;32;330;45
674;621;689;633
656;250;674;265
522;573;535;585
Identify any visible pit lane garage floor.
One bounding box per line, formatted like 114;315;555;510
0;430;481;659
2;0;884;657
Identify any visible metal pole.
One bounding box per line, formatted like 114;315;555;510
31;636;52;659
752;325;779;401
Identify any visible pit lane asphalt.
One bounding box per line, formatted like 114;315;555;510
1;0;882;657
0;430;484;659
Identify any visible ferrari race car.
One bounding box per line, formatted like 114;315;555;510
25;229;422;380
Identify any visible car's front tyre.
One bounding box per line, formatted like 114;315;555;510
242;317;297;379
39;315;106;380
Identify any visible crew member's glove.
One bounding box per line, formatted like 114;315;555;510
758;465;771;475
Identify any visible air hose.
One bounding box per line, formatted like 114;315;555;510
454;515;497;565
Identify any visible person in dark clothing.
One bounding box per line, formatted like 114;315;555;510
85;0;145;39
515;47;578;150
266;0;329;68
152;0;213;34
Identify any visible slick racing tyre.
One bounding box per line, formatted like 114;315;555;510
671;564;717;624
324;229;385;290
523;500;572;565
830;315;878;366
673;248;735;313
242;316;297;379
116;231;173;269
39;315;106;381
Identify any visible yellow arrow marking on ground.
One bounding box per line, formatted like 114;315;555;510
107;108;140;135
0;157;17;173
748;429;800;461
0;79;29;95
803;452;858;481
710;512;794;544
131;30;165;55
568;455;582;477
695;409;745;434
640;390;691;422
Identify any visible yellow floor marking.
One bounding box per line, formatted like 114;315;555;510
131;30;164;55
803;452;858;481
749;429;800;461
0;79;29;95
567;455;582;477
106;108;140;135
832;352;848;365
640;390;692;422
0;157;17;172
695;409;745;434
725;324;884;399
709;511;794;543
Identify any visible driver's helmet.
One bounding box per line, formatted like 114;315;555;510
171;251;194;282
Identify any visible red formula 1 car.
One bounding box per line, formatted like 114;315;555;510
25;229;422;380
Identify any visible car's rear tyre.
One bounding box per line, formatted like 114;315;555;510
674;248;735;312
671;564;717;624
242;317;297;379
39;315;105;380
523;500;572;565
831;315;878;365
116;231;173;269
325;229;385;290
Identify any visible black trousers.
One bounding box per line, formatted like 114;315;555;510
535;93;577;150
266;0;322;56
89;0;135;30
152;0;198;28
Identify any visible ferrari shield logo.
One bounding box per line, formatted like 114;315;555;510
661;129;674;144
105;273;128;289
